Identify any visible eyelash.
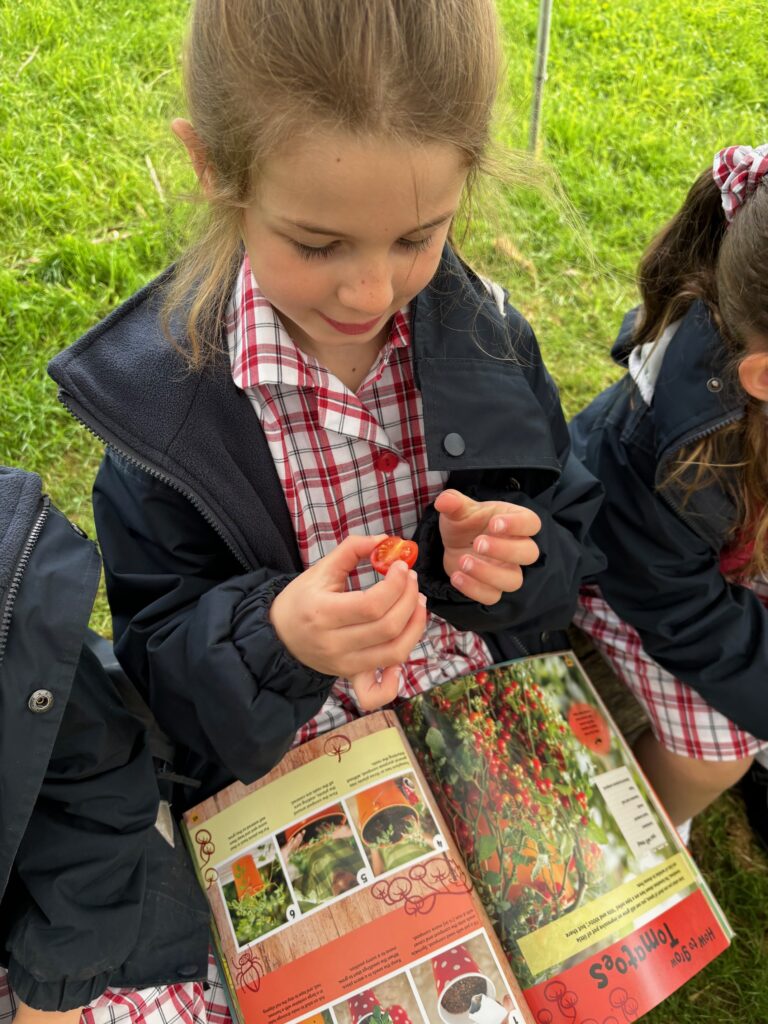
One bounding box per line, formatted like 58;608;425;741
292;235;434;261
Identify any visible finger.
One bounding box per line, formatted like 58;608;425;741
487;505;541;538
433;488;479;521
457;554;524;595
349;665;402;711
449;567;510;605
320;561;414;627
352;593;428;669
335;570;422;646
319;532;389;589
473;534;540;566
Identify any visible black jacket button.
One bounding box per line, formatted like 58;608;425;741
176;964;201;978
706;377;723;393
27;689;54;713
442;432;466;457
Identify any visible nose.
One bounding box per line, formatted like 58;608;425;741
337;256;395;316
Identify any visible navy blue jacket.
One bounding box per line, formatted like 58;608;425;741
0;468;209;1010
570;300;768;740
48;247;605;801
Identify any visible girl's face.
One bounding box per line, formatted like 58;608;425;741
241;131;468;378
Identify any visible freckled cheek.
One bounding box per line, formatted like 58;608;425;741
399;250;443;299
265;261;334;312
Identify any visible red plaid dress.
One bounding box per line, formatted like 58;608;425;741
0;953;230;1024
227;254;493;742
575;574;768;761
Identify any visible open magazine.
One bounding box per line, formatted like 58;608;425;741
181;653;732;1024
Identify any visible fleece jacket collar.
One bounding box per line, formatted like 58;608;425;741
0;467;43;611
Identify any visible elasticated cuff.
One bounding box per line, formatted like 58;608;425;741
232;573;336;697
8;960;112;1013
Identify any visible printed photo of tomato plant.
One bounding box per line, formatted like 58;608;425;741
276;803;366;912
220;837;293;947
398;656;675;986
348;774;440;876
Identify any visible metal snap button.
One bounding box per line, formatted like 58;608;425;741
27;689;54;713
706;377;723;393
442;432;466;457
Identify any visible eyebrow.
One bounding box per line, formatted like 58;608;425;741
281;211;455;238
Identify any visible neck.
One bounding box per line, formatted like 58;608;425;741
295;325;390;393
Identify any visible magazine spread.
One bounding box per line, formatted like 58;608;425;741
182;653;732;1024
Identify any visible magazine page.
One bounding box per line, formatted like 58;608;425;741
397;653;732;1023
182;712;534;1024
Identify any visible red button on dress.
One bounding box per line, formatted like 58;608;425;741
374;451;399;473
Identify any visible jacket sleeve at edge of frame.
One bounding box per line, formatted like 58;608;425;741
7;648;159;1011
4;505;157;1011
413;316;606;637
571;394;768;740
93;452;335;785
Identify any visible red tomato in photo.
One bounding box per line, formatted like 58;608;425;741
370;536;418;574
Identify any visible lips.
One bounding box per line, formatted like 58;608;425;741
319;313;383;335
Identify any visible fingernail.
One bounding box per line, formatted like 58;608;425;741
476;538;489;555
451;571;465;588
461;555;474;572
409;569;418;581
418;594;427;607
492;518;506;533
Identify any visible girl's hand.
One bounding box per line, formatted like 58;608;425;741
13;1003;83;1024
434;489;540;604
269;534;427;709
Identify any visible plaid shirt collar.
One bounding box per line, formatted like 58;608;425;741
228;254;411;394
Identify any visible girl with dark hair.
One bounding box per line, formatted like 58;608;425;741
571;145;768;842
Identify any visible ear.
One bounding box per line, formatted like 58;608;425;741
172;118;213;194
738;352;768;401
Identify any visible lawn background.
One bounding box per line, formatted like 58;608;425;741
1;0;767;1019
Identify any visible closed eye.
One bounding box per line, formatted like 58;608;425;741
397;235;433;253
292;240;339;260
291;234;434;262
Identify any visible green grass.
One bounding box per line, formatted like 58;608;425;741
2;0;768;1020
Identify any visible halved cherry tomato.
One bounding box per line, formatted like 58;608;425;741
370;536;419;574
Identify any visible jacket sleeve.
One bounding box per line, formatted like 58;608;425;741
570;385;768;740
93;452;334;784
413;324;606;637
7;645;158;1012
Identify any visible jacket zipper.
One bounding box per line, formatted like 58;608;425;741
657;414;741;533
57;390;251;572
0;497;50;664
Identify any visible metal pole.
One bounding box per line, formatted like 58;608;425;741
528;0;554;153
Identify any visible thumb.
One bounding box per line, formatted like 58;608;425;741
434;489;477;521
321;533;388;588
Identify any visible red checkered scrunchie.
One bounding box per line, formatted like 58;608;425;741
713;144;768;222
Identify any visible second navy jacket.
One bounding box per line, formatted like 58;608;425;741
570;300;768;740
48;247;605;802
0;467;209;1010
